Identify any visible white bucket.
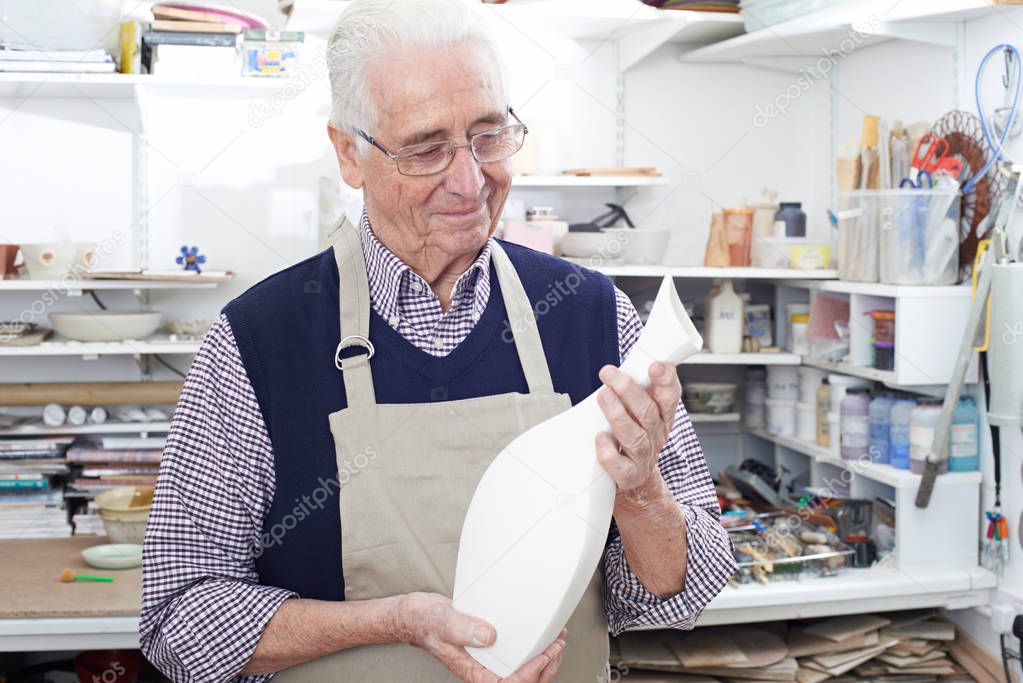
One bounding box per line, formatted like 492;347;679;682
765;398;797;436
767;366;799;400
828;411;840;455
796;402;817;441
827;373;871;413
797;366;827;404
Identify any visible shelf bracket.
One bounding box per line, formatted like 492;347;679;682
619;21;684;73
739;56;824;74
859;22;958;49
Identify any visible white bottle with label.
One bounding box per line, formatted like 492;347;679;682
705;278;743;354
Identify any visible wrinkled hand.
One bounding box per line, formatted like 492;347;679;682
595;362;681;500
396;592;565;682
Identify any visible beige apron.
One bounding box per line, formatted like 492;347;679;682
273;215;610;682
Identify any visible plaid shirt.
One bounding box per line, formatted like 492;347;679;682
140;213;735;683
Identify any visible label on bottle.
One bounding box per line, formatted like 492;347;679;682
840;416;869;447
910;425;933;447
950;424;977;457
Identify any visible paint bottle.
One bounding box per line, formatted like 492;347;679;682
949;397;979;472
816;379;831;448
889;398;917;470
840;388;870;461
868;392;895;464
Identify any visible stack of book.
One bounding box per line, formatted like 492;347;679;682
135;2;269;78
0;46;116;73
66;438;163;497
0;437;72;539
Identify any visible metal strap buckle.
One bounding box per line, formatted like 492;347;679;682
334;334;375;370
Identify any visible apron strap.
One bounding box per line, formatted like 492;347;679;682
331;214;377;406
489;241;556;394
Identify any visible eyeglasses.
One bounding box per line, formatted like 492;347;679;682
356;107;528;176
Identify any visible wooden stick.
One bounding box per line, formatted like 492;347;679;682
0;382;182;406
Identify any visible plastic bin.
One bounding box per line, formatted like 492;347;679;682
877;188;960;285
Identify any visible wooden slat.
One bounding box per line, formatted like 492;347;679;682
0;382;182;406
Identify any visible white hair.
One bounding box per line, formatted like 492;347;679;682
326;0;509;150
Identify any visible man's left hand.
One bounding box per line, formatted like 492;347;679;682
594;362;680;501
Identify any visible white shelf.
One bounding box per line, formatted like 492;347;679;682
688;412;741;423
684;351;802;366
0;422;171;437
695;565;997;626
0;72;294;99
748;428;982;489
512;175;669;188
788;280;973;298
0;336;200;357
801;357;899;385
0;279;219;292
566;262;839;279
682;0;996;66
0;616;139;652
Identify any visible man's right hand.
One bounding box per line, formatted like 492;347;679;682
395;592;565;682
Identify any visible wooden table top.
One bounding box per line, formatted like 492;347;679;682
0;537;140;619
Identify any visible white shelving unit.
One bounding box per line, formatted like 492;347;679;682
684;351;801;366
0;279;220;292
567;262;839;279
512;175;669;188
0;337;201;357
0;422;171;437
0;72;289;99
688;412;741;423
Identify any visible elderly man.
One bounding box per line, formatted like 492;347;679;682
140;1;734;681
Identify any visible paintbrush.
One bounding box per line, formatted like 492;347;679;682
60;567;113;583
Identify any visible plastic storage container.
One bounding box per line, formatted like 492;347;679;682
868;394;895;464
840;388;870;461
796;402;816;441
878;187;961;285
774;202;807;237
889;398;917;470
789;313;809;355
950;397;979;472
683;382;737;414
874;341;895;371
767;365;800;399
798;366;826;403
766;397;796;436
745;377;767;429
705;279;743;353
836;196;877;282
910;399;948;474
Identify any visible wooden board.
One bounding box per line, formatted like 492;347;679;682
787;627;876;657
882;619;955;641
671;627;788;669
85;270;235;283
809;636;899;669
683;657;797;682
0;381;182;406
0;537;140;619
946;641;1003;683
616;632;685;671
803;614;891;642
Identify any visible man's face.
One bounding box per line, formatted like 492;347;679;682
345;40;512;264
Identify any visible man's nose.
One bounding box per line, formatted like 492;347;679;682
444;143;485;198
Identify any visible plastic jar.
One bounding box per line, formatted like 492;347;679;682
910;399;948;474
840;388;870;461
767;366;800;399
796;402;816;441
874;341;895;371
765;398;796;436
744;379;767;429
868;393;895;464
889;398;917;470
816;379;831;448
774;202;807;237
866;309;895;343
827;374;871;415
789;313;810;355
949;397;979;472
798;366;827;403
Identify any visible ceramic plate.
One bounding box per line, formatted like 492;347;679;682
81;543;143;570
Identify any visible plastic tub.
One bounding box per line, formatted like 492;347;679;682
797;366;826;403
789;313;809;355
765;398;796;436
827;411;840;455
750;234;793;268
796;401;816;441
790;242;831;270
683;381;737;414
866;309;895;343
827;374;871;414
876;187;960;285
840;389;870;461
767;365;799;399
874;341;895;371
837;194;877;282
744;380;767;429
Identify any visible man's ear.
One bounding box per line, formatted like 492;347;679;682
327;123;365;190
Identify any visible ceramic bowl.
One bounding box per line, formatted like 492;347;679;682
601;228;671;265
559;231;626;261
49;311;162;342
20;242;95;281
81;543;143;570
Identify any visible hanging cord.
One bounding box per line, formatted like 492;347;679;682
964;44;1022;194
88;292;186;379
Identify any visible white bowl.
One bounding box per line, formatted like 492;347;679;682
559;231;626;261
49;312;162;342
20;242;95;281
601;228;671;265
81;543;143;570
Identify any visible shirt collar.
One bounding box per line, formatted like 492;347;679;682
359;211;494;322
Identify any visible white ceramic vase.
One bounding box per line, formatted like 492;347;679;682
453;276;703;675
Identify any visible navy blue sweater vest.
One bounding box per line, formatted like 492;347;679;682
223;240;619;600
